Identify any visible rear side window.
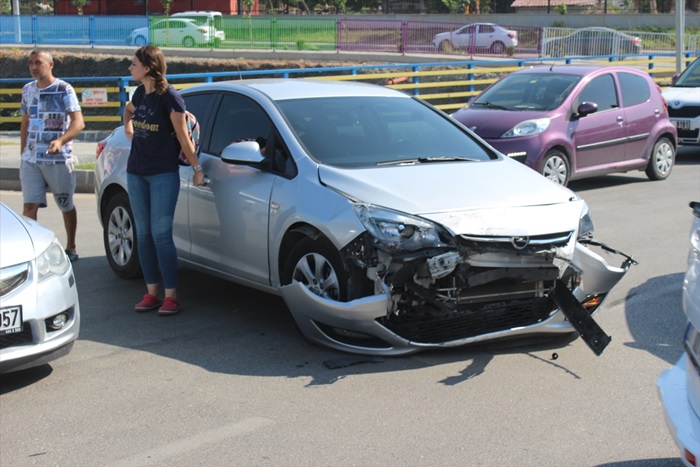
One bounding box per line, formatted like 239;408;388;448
183;92;217;151
576;74;619;111
618;72;650;107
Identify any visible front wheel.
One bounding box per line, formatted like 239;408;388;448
103;192;141;279
437;40;451;53
645;136;675;180
540;149;570;186
133;35;147;46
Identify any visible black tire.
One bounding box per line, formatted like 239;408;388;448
103;192;142;279
283;236;366;302
645;136;675;181
183;36;195;47
540;149;570;186
134;35;147;46
438;40;450;53
490;41;505;54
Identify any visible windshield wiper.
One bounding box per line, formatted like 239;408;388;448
377;156;479;166
472;101;509;110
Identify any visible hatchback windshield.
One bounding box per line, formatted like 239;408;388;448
471;73;581;111
277;96;493;167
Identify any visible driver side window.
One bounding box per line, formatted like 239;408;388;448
576;74;619;111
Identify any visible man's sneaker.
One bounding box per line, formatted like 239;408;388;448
158;297;180;316
65;249;79;262
135;294;162;312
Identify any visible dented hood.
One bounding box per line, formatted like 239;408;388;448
318;157;582;236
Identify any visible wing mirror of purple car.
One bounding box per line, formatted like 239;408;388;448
576;101;598;119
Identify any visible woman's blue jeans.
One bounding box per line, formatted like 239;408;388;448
127;171;180;289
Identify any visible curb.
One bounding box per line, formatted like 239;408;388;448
0;167;95;194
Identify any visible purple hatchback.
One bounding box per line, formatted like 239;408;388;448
452;65;678;186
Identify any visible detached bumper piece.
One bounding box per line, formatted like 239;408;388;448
551;279;611;355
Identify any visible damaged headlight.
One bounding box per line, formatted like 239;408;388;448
354;204;449;252
578;203;594;240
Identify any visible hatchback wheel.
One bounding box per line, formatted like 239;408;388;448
103;192;141;279
540;150;570;186
645;137;675;181
490;41;505;54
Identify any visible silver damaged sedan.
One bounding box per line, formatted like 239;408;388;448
95;79;634;356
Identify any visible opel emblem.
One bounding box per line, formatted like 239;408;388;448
511;236;529;250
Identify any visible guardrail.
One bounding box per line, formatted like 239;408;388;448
0;52;696;127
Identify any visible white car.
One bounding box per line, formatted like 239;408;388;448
0;203;80;373
171;11;226;46
658;201;700;467
663;57;700;146
128;18;217;47
432;23;518;54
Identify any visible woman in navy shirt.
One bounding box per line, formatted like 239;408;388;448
123;45;204;316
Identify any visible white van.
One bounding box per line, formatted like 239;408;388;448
171;11;225;46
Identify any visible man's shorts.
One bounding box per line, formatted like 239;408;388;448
20;161;76;212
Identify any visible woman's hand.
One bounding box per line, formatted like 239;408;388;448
192;170;205;187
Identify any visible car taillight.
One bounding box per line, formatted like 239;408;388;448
508;32;516;39
197;27;208;34
96;140;106;159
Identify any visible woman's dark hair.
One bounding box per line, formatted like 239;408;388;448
135;45;168;95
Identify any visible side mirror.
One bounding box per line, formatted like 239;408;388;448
576;101;598;118
671;73;681;85
221;141;265;165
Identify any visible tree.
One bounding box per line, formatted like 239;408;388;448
74;0;85;15
161;0;173;15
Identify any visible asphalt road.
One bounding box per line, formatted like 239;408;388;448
0;147;698;466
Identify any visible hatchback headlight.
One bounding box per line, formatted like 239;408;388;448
354;204;448;252
37;239;70;282
501;118;551;138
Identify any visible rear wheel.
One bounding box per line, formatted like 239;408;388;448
490;41;505;54
182;36;195;47
645;136;675;180
540;149;570;186
103;192;141;279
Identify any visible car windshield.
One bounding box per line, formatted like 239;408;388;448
674;59;700;87
277;96;494;167
472;72;581;111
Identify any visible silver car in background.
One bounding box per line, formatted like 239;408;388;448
0;203;80;373
658;201;700;467
95;79;633;356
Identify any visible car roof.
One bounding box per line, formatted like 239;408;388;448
512;65;647;77
182;78;411;101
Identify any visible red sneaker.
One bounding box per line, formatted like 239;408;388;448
158;297;180;316
135;294;162;312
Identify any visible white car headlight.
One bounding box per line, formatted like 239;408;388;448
354;204;448;252
578;203;595;240
37;238;70;282
501;118;551;138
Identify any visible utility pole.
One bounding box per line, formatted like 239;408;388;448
676;0;685;73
